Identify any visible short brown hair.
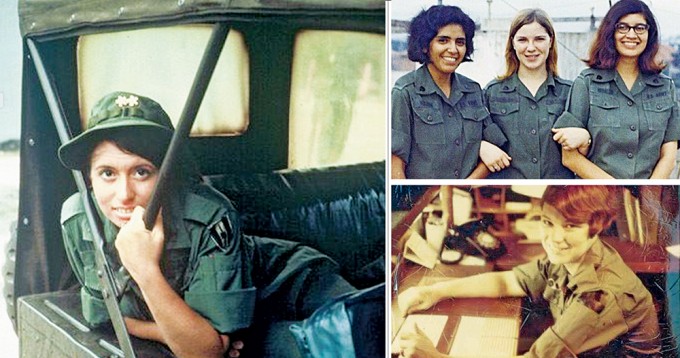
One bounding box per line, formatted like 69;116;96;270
542;186;618;237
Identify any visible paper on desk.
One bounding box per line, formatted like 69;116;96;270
458;255;486;266
391;314;447;354
667;244;680;258
449;316;518;357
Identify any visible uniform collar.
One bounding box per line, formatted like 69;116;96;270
414;65;476;96
565;238;605;292
500;72;556;95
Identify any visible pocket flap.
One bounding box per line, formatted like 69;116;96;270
489;101;519;116
643;99;674;112
413;105;444;125
460;107;489;122
591;95;619;109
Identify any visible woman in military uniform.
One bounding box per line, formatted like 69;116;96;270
553;0;680;179
58;92;355;357
483;9;575;179
396;186;661;357
391;5;507;179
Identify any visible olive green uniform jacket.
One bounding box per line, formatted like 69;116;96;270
484;73;574;179
513;239;660;357
391;65;505;179
553;68;680;179
60;181;334;334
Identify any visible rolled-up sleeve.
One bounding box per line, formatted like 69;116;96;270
553;76;589;129
512;259;548;301
525;300;600;358
481;90;508;147
391;86;412;164
185;286;256;333
664;83;680;143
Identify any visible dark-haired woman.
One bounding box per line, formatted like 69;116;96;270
484;9;574;179
553;0;680;179
391;5;508;179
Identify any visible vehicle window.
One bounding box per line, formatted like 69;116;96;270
288;30;385;169
77;25;249;136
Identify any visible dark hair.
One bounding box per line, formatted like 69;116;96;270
407;5;476;64
500;8;559;80
585;0;663;74
542;186;618;237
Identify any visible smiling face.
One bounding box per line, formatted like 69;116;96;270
89;140;158;228
614;13;649;61
540;203;594;266
426;23;467;78
513;21;551;73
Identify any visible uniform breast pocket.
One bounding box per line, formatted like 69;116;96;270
412;104;446;145
489;101;520;134
643;98;673;131
547;104;565;124
460;107;487;143
589;94;621;127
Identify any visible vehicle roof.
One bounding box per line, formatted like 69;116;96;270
19;0;385;38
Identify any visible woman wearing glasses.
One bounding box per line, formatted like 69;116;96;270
553;0;680;179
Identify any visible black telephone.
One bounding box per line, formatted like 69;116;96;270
440;219;506;264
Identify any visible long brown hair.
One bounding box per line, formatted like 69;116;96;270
585;0;664;74
499;8;558;80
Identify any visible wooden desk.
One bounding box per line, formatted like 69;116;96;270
391;260;522;355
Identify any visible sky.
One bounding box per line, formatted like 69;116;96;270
390;0;680;37
0;0;21;142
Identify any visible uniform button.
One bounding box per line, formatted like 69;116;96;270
532;157;538;163
531;129;537;135
503;86;509;90
531;105;537;110
630;125;636;131
453;170;460;177
627;152;634;158
501;109;507;114
627;101;633;106
474;114;478;119
455;139;460;146
448;112;453;117
427;115;432;121
657;104;663;110
596;75;602;80
419;86;425;91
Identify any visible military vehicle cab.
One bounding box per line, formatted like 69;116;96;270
9;0;386;356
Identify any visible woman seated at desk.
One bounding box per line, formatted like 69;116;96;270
397;186;661;357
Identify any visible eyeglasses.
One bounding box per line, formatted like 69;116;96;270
615;22;650;34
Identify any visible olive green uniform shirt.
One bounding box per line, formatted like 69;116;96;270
554;68;680;179
484;73;574;179
391;65;506;179
513;239;660;357
61;182;332;334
